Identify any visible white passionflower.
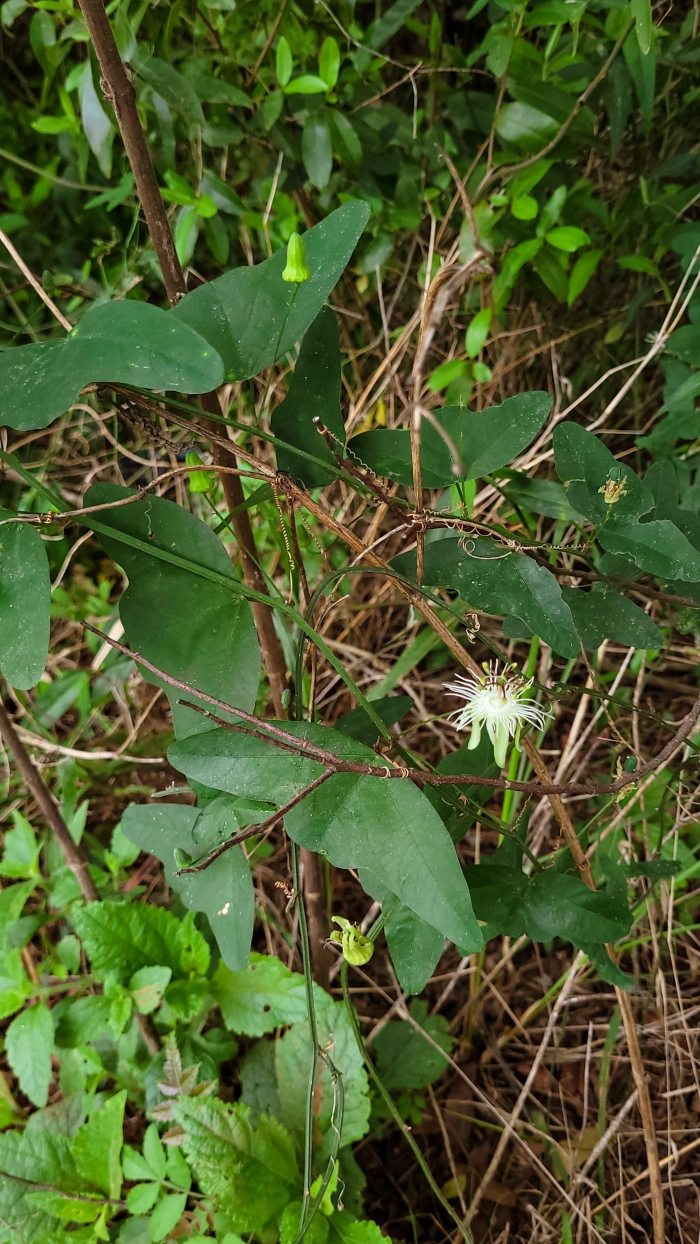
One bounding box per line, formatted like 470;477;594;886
444;661;550;769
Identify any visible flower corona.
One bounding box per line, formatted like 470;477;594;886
444;661;549;768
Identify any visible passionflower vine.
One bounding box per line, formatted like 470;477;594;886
444;661;550;769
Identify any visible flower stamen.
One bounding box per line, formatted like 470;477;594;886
444;661;550;769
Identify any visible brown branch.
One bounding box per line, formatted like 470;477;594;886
0;699;97;902
75;0;186;306
81;626;700;799
176;766;337;873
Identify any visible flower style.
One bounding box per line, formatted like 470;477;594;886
444;661;550;769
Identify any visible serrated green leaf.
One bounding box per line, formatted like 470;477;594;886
84;484;260;740
271;306;345;487
0;301;224;432
172;201;370;381
212;953;320;1036
72;901;210;984
149;1191;188;1242
126;1181;161;1214
175;1097;300;1236
6;1002;54;1107
71;1090;125;1198
121;803;254;972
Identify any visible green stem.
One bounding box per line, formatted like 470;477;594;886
340;962;472;1243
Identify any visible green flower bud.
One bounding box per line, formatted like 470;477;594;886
282;232;311;283
185;451;214;494
330;915;374;966
173;847;193;869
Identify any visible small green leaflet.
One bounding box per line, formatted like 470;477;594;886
0;301;224;431
72;1090;125;1199
563;587;662;649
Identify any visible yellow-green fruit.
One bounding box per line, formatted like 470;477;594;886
330;915;374;966
282;232;311;283
185;451;214;493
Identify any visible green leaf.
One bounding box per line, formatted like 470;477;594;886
373;1000;452;1090
0;810;40;879
126;1181;161;1214
329;1213;387;1244
366;0;422;48
170;723;483;950
392;536;579;657
129;966;172;1014
5;1002;54;1107
0;522;50;688
303;117;333;189
465;308;492;358
0;880;36;952
631;0;652;56
172;201;370;381
281;1202;329;1244
600;517;700;581
276;36;293;87
563;587;662;650
121;803;254;972
131;51;205;123
502;476;584;522
350;392;552;487
0;1129;83;1242
286;74;331;95
271;306;345;487
319;36;341;89
149;1192;188;1243
72;901;210;983
185;68;251;108
212;953;322;1036
567;248;603;306
54;995;112;1047
623;29;655;130
84;484;260;739
0;301;224;431
79;61;113;178
360;871;444;995
425;735;499;843
495;102;558;150
333;695;413;745
553;422;653;525
545;226;590;252
175;1096;301;1236
276;996;370;1155
71;1091;125;1198
175;204;199;266
463;857;632;944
